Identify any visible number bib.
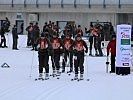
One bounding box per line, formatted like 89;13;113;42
75;41;84;51
52;38;60;49
64;40;71;50
40;39;48;49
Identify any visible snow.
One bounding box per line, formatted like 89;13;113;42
0;33;133;100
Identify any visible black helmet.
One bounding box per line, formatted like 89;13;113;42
65;33;70;36
112;34;116;38
76;34;81;37
41;33;45;37
53;32;58;36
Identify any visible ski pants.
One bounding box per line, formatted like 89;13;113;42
74;53;84;74
38;53;49;73
27;33;32;46
111;55;116;72
62;51;73;71
12;37;18;49
0;35;7;46
89;36;93;53
51;53;60;71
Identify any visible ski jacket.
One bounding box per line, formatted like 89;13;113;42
50;37;64;54
37;37;52;55
107;39;116;56
73;40;88;55
63;38;74;52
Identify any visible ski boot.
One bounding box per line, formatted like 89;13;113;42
89;50;92;56
67;68;73;75
51;70;56;77
74;74;78;80
56;70;61;79
45;73;49;80
62;69;65;73
35;73;44;80
79;74;84;80
56;70;61;76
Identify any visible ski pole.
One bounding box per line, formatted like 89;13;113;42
29;50;35;78
106;56;109;73
85;55;90;81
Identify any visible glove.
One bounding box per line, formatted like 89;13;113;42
37;44;40;50
85;50;88;53
73;56;77;60
85;27;87;31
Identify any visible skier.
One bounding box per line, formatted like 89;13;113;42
85;25;94;56
92;27;99;56
32;22;40;51
26;22;33;47
75;25;83;37
50;32;64;77
37;33;52;80
12;25;19;50
96;26;104;56
4;17;10;32
0;24;8;48
107;34;116;73
73;34;88;80
62;33;74;73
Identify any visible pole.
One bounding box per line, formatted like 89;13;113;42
85;55;90;81
29;50;34;78
106;56;109;73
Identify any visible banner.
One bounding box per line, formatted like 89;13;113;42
116;24;131;67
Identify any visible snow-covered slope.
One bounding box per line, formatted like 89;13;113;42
0;33;133;100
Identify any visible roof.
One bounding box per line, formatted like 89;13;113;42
0;0;133;5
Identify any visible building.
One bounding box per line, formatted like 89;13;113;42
0;0;133;34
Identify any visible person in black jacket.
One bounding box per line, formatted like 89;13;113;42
32;22;40;51
36;33;52;80
26;23;33;47
73;34;88;80
0;24;8;48
12;25;18;50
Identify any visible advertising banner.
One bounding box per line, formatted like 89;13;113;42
116;25;131;67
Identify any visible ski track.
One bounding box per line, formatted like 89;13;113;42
0;80;32;99
32;80;71;100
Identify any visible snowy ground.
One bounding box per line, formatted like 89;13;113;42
0;33;133;100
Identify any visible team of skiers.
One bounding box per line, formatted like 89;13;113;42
36;26;88;80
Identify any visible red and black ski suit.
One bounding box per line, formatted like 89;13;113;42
62;38;74;72
37;37;52;74
50;37;64;71
107;39;116;72
73;39;88;74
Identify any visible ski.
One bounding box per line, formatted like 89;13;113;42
77;79;84;81
71;78;90;82
89;55;106;57
71;78;78;81
67;71;73;76
78;78;90;81
57;77;60;79
68;73;71;76
50;74;60;79
67;72;71;76
35;78;44;81
50;74;56;77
